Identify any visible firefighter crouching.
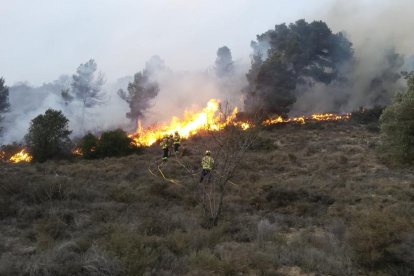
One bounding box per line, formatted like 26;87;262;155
173;131;181;153
160;135;169;161
199;150;214;183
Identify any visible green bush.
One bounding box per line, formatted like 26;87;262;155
25;109;72;162
79;129;141;159
379;73;414;164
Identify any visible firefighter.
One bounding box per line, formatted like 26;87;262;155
160;135;169;161
173;131;181;153
199;150;214;183
167;134;174;156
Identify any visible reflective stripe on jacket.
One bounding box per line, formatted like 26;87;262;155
160;141;168;149
201;156;214;170
173;134;181;144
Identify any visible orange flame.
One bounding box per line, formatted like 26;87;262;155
129;99;238;146
72;147;83;156
9;149;32;163
263;113;350;126
4;100;351;163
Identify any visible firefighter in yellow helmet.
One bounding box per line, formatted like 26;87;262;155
173;131;181;153
199;150;214;183
160;135;169;161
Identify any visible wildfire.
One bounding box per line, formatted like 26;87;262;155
263;113;351;126
2;100;352;163
72;147;83;156
129;99;239;147
9;149;32;163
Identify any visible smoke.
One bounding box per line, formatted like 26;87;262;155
0;51;248;144
1;75;128;144
5;0;413;145
291;0;414;114
140;51;248;127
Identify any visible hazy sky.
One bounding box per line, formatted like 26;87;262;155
1;0;411;86
0;0;337;85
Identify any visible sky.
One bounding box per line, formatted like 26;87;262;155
1;0;412;86
0;0;336;85
1;0;413;143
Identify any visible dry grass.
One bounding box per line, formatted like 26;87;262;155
0;122;413;275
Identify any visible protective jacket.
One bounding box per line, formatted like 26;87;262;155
160;140;168;149
167;136;174;147
201;156;214;170
173;134;181;144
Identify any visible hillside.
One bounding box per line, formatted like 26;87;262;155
1;122;413;275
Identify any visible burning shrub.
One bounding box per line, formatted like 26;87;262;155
0;143;23;161
95;129;140;158
25;109;72;162
80;133;99;159
379;73;414;164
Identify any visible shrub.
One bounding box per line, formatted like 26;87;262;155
188;249;220;271
80;133;99;159
24;242;97;276
82;245;125;276
379;73;414;164
347;209;413;269
25;109;72;162
95;129;140;158
351;106;384;125
105;228;163;275
0;143;24;161
249;136;278;151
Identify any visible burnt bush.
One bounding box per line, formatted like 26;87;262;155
80;133;99;159
351;106;384;125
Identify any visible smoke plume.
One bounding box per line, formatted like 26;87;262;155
291;0;414;114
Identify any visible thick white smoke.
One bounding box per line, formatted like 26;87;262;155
291;0;414;114
3;0;414;145
0;54;248;145
133;56;248;129
1;75;129;144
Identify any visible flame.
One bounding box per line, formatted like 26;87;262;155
3;100;351;163
9;149;32;163
129;99;239;146
72;147;83;156
235;122;251;130
263;113;350;126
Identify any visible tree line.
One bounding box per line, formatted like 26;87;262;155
1;19;413;164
